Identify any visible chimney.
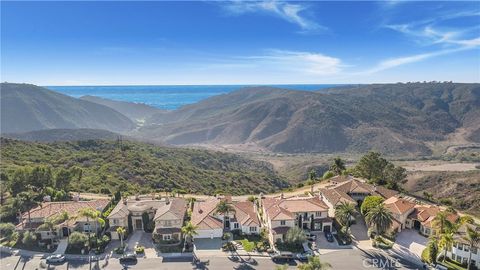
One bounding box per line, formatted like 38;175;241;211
165;197;170;205
135;194;139;201
123;197;127;205
73;193;80;202
152;193;156;200
280;193;284;199
43;195;51;202
373;184;377;192
318;191;323;201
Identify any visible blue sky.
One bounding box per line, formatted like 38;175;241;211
1;1;479;85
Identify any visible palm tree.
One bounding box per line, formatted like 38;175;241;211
78;207;97;250
335;202;357;235
432;211;453;237
181;222;198;249
464;226;480;270
365;203;393;236
37;217;56;246
438;232;454;262
297;256;331;270
216;200;235;229
116;226;127;248
330;158;346;176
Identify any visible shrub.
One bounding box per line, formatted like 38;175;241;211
69;232;88;250
222;242;236;251
361;196;384;215
222;232;231;240
323;171;335;180
0;223;16;239
21;231;37;246
114;247;124;254
372;235;393;249
135;245;145;254
285;226;306;245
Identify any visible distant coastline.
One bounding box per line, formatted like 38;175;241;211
46;84;348;110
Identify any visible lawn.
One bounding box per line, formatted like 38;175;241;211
239;239;256;252
233;233;269;252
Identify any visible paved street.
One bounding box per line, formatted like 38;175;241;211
1;247;425;270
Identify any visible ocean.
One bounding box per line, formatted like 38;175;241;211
47;84;343;110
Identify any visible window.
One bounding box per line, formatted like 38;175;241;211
249;227;257;232
472;247;478;254
163;234;172;241
315;212;322;217
113;219;118;225
164;220;172;227
233;223;239;229
280;220;286;226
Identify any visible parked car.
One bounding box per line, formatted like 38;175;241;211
272;252;294;263
119;253;137;264
304;232;316;242
46;254;65;263
296;251;313;261
324;231;334;242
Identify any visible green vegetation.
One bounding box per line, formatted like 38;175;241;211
0;138;289;198
297;256;331;270
365;203;393;236
276;226;306;252
361;196;384;216
67;231;88;254
372;235;394;249
334;202;357;239
354;151;406;190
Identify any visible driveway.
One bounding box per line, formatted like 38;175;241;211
312;231;350;254
350;215;372;250
193;238;223;252
389;229;427;265
126;231;159;258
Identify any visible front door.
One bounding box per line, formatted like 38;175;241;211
135;219;143;230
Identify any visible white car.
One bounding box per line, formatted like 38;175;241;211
46;254;65;263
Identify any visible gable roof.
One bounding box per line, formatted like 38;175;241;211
191;199;223;230
232;201;260;226
408;205;459;228
262;196;329;221
153;198;187;221
319;188;356;206
22;199;109;220
383;196;416;215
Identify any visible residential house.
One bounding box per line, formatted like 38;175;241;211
446;223;480;268
405;204;459;236
383;196;416;233
107;195;186;240
153;198;187;242
259;195;332;244
17;199;110;241
190;197;261;239
320;176;398;217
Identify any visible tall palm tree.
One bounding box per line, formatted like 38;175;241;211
181;221;198;247
330;158;346;176
78;207;98;250
464;226;480;270
432;211;453;237
438;232;454;262
297;256;331;270
216;200;235;229
116;226;127;248
365;203;393;236
334;202;357;235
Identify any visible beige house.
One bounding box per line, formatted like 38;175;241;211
259;195;332;244
17;199;110;241
153;198;187;242
107;195;186;240
405;204;459;236
383;196;416;233
191;197;260;239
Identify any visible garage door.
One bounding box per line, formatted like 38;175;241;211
194;229;223;239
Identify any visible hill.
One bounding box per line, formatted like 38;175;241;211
80;95;164;123
0;138;289;195
2;128;122;142
0;83;136;133
141;83;480;156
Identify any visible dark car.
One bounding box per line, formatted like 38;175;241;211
324;231;334;242
272;252;295;263
119;253;137;264
296;251;313;262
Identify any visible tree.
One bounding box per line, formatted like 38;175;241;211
464;226;480;270
216;200;235;228
285;226;306;245
69;231;88;251
54;169;72;191
360;196;384;216
330;158;346;176
383;163;406;189
438;232;454;262
22;231;37;246
427;238;438;264
308;170;317;181
37;211;70;246
298;256;331;270
78;207;104;250
365;203;393;236
10;168;28;196
335;202;357;235
17;191;38;230
116;226;127;248
432;211;453;237
354;152;388;183
322;171;334;180
181;222;198;246
0;223;16;240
